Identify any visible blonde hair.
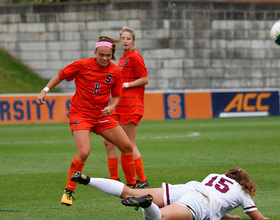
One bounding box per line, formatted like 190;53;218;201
120;26;136;51
120;26;135;40
96;36;119;61
225;167;258;199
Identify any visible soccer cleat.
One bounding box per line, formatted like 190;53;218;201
70;171;90;185
61;189;75;206
121;194;153;211
127;183;145;189
127;181;147;189
136;179;149;188
127;184;138;189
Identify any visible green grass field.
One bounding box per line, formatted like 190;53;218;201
1;117;279;219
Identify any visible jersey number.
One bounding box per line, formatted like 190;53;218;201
94;83;101;94
93;75;112;93
205;176;233;193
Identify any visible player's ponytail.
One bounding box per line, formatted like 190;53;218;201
225;167;257;199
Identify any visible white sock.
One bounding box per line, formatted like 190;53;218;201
142;202;162;220
87;178;124;197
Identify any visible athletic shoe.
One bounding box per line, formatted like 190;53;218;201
127;183;146;189
121;194;153;211
61;189;75;206
136;179;149;188
127;184;139;189
70;171;90;185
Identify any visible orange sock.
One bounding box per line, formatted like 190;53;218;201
65;155;86;191
107;157;119;180
134;156;146;182
121;153;136;185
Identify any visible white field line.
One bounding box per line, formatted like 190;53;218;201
0;132;201;146
138;132;201;140
0;139;74;146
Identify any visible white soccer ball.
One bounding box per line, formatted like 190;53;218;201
270;20;280;46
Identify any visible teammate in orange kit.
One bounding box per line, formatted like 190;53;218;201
104;26;149;187
36;36;137;206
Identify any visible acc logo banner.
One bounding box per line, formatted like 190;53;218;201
211;91;279;118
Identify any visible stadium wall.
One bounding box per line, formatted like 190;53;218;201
1;1;280;93
0;90;278;124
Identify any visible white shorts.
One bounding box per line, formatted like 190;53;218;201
162;182;210;220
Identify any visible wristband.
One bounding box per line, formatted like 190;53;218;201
123;82;129;88
43;87;50;92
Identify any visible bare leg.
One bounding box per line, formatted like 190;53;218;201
104;138;119;157
121;123;140;158
73;130;91;162
104;120;120;158
122;122;147;183
160;204;193;220
121;186;164;208
100;126;132;154
100;126;136;185
72;173;193;220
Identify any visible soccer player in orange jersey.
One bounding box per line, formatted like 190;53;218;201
36;36;137;206
104;26;149;187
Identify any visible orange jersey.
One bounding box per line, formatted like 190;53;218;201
114;50;148;116
58;57;122;119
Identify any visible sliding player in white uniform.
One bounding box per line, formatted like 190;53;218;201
201;171;259;219
71;167;268;220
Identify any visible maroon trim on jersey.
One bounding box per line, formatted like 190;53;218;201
244;206;256;210
186;205;196;215
165;183;170;205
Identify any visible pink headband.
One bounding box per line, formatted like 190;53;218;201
96;41;113;49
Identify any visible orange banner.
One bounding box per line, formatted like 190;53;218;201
184;92;212;119
142;93;165;120
0;92;213;124
0;94;72;124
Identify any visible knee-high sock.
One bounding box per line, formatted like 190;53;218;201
134;156;146;182
121;153;136;185
65;155;86;191
142;203;162;220
87;178;124;197
107;157;119;180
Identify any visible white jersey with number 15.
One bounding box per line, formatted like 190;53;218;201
201;174;258;220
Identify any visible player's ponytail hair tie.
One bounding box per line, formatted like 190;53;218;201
96;41;113;49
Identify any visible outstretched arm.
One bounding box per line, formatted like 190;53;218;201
123;77;148;88
247;210;269;220
36;75;62;105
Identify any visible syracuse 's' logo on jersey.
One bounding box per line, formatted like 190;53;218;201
106;74;112;83
124;58;129;66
